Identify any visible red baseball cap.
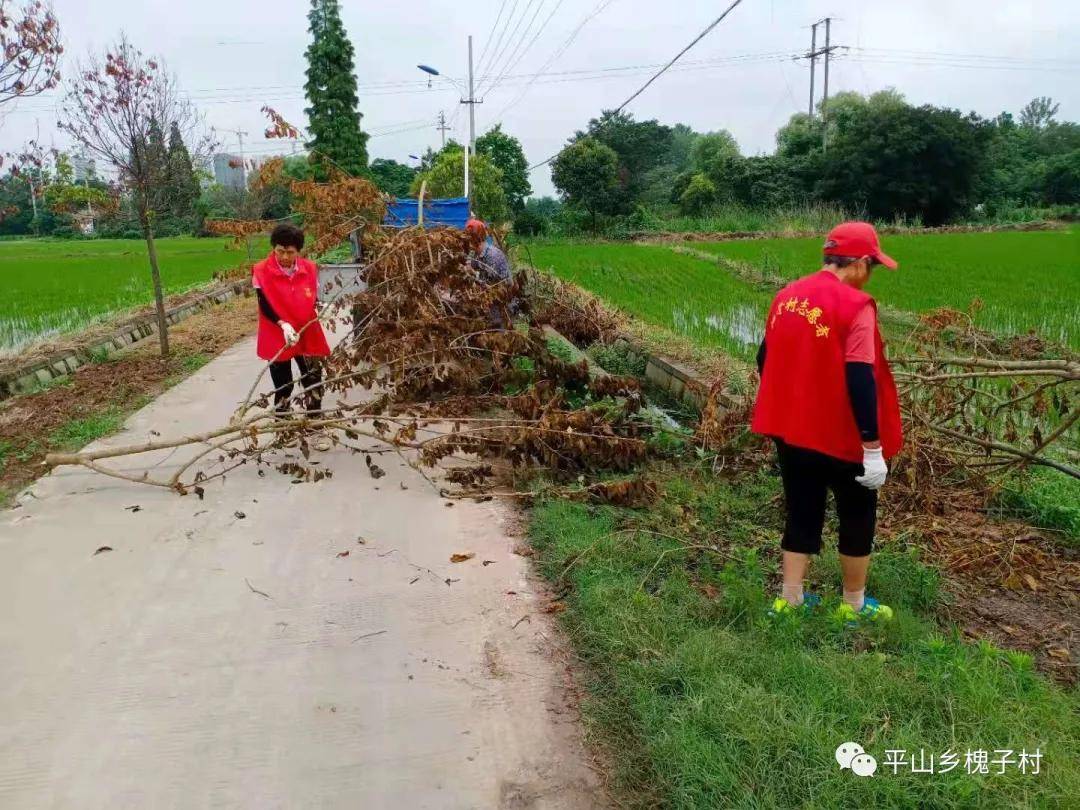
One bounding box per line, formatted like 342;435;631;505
465;219;487;237
823;222;898;270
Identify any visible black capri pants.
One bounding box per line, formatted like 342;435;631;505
775;440;877;558
268;355;323;413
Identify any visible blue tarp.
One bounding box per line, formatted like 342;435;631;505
383;197;470;230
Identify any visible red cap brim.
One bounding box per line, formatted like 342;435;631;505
875;251;898;270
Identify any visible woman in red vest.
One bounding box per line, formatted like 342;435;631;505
252;223;331;416
751;222;903;624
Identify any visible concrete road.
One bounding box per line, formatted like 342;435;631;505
0;336;603;809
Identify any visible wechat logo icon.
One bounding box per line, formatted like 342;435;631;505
837;742;877;777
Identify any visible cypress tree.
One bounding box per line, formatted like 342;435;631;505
165;121;200;228
304;0;369;178
137;118;171;227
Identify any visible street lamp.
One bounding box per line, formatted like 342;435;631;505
416;37;477;209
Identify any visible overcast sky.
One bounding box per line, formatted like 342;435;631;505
2;1;1078;197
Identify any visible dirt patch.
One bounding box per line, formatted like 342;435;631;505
948;586;1078;684
0;295;254;503
883;510;1080;684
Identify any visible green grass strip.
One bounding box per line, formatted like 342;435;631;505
529;470;1080;808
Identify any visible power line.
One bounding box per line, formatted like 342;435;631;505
6;50;808;117
492;0;624;122
850;46;1080;66
529;0;746;171
841;54;1080;73
477;0;523;80
484;0;567;99
481;0;559;97
478;0;543;95
475;0;512;75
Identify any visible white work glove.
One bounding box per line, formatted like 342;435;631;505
279;321;299;347
855;446;888;490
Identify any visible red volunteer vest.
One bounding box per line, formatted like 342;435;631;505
252;254;331;362
751;270;903;463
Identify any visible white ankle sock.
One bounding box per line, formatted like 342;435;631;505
781;584;804;606
843;589;865;612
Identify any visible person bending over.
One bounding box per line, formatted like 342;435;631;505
252;223;331;416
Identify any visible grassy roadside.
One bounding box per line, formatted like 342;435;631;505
527;467;1080;808
526;238;1079;542
0;295;254;505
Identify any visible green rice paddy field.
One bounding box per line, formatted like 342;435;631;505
0;237;246;355
526;229;1080;355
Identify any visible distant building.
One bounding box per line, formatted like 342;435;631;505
213;153;246;190
72;153;96;183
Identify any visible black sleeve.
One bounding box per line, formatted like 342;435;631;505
845;361;879;442
756;340;767;376
257;289;282;324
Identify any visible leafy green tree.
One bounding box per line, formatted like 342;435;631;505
412;149;508;223
690;131;740;172
776;113;823;159
513;195;562;236
1020;96;1060;130
551;137;620;231
576;110;672;207
476;125;531;212
369;158;417;197
667;124;699;173
526;196;561;219
282;154;318;182
139;118;172;230
420;140;462;172
0;173;34;235
304;0;369;178
1038;149;1080;204
679;173;717;215
165;121;200;228
815;103;991;224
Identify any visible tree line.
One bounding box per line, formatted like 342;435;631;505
544;90;1080;233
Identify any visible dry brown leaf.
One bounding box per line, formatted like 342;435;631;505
542;601;567;614
450;553;475;564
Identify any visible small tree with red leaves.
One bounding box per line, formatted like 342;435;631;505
0;0;62;111
57;35;214;356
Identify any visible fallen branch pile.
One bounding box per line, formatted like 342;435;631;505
881;306;1078;516
46;225;657;496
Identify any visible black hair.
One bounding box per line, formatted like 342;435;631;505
270;223;305;250
823;254;875;269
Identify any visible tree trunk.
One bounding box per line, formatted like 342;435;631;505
140;211;170;357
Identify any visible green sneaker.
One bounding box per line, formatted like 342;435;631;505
768;593;821;618
835;596;894;625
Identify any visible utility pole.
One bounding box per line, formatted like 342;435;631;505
461;35;482;211
226;127;250;188
28;119;40;232
822;17;833;151
436;110;451;148
802;18;840;148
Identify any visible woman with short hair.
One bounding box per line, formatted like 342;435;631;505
252;223;331;416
